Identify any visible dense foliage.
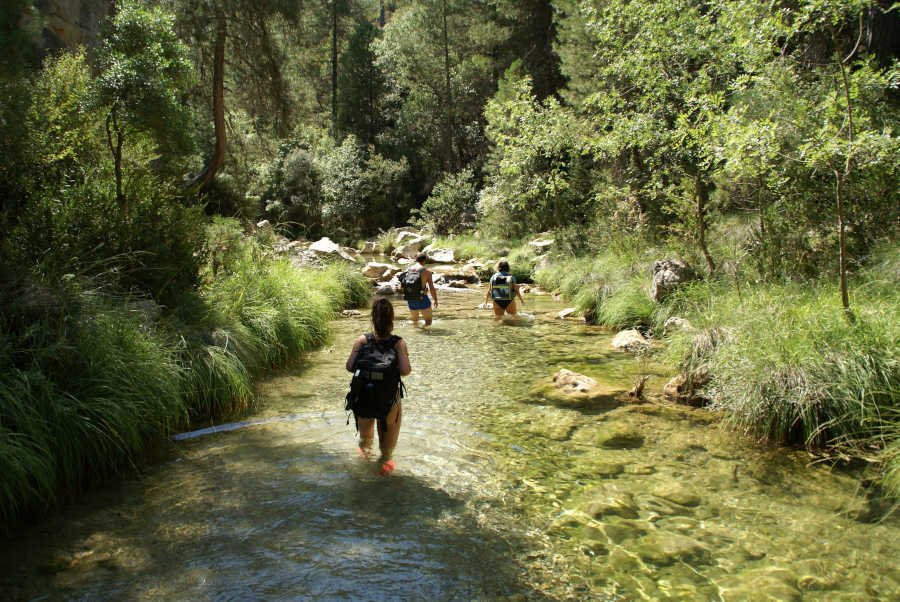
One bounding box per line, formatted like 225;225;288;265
0;0;897;519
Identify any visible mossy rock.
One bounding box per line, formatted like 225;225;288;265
528;369;626;409
633;532;711;566
719;567;801;602
570;423;646;449
581;483;640;519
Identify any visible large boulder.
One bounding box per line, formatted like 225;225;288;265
309;237;359;262
392;235;428;259
424;246;455;263
375;278;400;296
362;262;395;280
429;264;480;284
360;240;383;254
649;258;696;302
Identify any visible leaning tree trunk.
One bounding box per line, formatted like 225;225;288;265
188;10;227;191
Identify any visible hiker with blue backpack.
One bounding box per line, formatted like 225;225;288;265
345;298;411;476
484;259;525;320
399;252;439;327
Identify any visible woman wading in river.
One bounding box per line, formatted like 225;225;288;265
345;298;411;476
484;259;525;320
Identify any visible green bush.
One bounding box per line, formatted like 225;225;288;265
411;168;477;235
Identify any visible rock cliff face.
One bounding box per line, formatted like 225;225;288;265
24;0;113;54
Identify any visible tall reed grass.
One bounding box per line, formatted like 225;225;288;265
0;226;370;528
659;274;899;496
533;245;657;328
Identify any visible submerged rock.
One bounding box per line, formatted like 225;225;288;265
597;429;645;450
583;484;640;519
554;369;598;393
719;567;801;601
633;532;710;566
651;483;702;507
529;369;624;408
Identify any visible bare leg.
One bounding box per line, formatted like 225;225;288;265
492;302;504;321
377;402;402;476
409;309;421;326
378;402;402;460
506;300;518;316
421;307;433;327
357;417;375;457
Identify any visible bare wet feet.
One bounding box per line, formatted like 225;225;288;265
378;459;395;477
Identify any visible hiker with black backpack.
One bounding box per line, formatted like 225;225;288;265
399;252;438;328
345;298;411;476
484;259;525;320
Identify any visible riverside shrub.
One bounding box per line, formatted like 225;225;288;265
0;234;369;528
660;277;899;495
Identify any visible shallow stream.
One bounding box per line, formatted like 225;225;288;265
1;289;897;600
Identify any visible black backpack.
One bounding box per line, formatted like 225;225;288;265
345;334;405;423
400;267;424;301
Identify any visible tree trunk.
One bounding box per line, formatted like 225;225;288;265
834;169;851;313
835;27;859;319
187;10;227;191
332;0;339;139
105;106;124;209
441;0;456;171
695;173;716;275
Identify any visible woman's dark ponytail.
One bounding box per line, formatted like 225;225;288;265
371;297;395;338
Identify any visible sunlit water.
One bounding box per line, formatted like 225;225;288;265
1;288;898;601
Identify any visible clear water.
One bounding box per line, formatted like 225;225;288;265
1;289;897;600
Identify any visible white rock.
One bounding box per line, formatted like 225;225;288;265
309;237;341;254
529;237;555;251
361;241;383;254
558;307;579;319
427;248;455;263
611;329;648;351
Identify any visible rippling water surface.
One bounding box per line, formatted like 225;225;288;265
1;288;897;600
